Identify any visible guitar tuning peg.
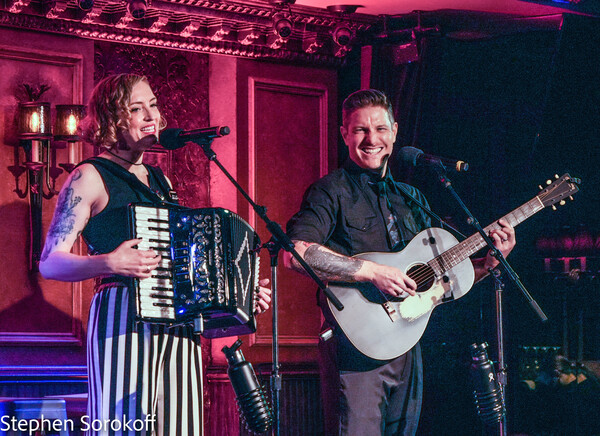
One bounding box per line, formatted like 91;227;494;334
569;196;574;201
538;185;543;190
552;205;557;211
555;174;559;179
546;180;552;185
560;200;566;206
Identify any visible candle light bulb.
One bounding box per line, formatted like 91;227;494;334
68;142;77;164
30;112;40;133
30;140;41;163
67;114;77;135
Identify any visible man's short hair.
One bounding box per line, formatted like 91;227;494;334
342;89;395;126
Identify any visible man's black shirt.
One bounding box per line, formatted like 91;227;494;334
286;159;432;370
287;159;431;255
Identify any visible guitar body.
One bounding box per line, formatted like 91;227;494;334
327;227;475;361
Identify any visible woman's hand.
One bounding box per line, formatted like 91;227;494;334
254;278;272;315
106;238;160;278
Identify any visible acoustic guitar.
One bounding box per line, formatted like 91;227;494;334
327;174;580;360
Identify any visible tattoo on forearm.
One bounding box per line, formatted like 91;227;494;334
296;244;363;282
40;170;83;261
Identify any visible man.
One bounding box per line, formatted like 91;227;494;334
284;89;515;435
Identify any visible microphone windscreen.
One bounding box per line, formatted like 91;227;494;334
398;146;424;167
159;128;185;150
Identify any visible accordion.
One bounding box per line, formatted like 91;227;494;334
129;204;261;338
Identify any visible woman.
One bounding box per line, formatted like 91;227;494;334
39;73;271;435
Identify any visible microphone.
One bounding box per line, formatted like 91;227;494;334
469;342;505;426
159;126;230;150
222;339;273;433
399;146;469;172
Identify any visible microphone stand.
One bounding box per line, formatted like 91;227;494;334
194;136;344;436
492;268;508;436
432;164;547;436
264;239;281;436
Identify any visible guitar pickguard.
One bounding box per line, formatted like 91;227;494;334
397;275;452;321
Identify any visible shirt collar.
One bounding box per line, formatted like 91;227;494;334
343;158;396;189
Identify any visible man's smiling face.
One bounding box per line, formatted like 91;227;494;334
341;105;398;170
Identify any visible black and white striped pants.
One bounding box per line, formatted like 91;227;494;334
87;283;204;435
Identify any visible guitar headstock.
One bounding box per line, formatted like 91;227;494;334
538;174;580;209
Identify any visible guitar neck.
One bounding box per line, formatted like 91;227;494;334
429;196;545;275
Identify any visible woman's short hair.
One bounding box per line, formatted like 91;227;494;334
81;73;166;149
342;89;395;127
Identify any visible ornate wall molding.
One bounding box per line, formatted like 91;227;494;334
0;0;375;66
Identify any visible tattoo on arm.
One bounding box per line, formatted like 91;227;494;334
292;243;364;282
40;170;83;261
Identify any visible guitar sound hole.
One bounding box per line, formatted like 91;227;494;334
407;263;435;293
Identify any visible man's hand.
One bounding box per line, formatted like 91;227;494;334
484;218;516;271
364;262;417;298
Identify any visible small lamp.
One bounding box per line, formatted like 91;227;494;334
18;101;52;139
15;100;53;270
18;101;52;166
10;83;84;270
55;104;85;172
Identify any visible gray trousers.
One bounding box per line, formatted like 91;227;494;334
319;337;422;436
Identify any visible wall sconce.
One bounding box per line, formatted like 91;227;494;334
10;84;84;270
14;100;53;195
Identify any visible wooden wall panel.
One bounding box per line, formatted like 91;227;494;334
235;59;338;365
0;44;85;348
204;56;337;435
0;32;209;371
248;79;328;353
206;370;323;436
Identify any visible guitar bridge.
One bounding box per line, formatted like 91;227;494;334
382;302;400;322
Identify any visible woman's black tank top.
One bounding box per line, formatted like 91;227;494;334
80;157;176;255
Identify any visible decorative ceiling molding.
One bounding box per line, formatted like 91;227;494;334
0;0;376;65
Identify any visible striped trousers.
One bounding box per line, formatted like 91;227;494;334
87;283;204;436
